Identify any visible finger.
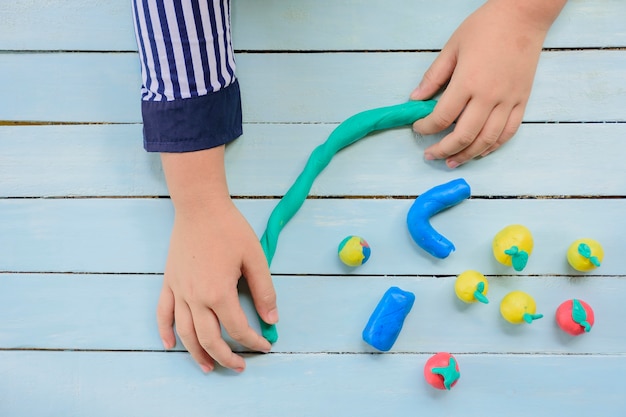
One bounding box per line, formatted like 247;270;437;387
423;97;491;163
211;290;272;354
242;247;278;326
410;47;457;100
412;83;469;137
191;304;248;372
174;300;215;373
481;104;525;157
156;283;176;349
446;103;509;166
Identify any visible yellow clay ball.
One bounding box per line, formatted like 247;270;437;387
492;224;533;271
338;235;371;267
500;290;542;324
567;238;604;272
454;270;489;304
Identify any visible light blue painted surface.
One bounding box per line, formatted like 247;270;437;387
1;198;625;275
1;0;625;51
2;123;626;198
1;51;626;123
1;0;625;414
1;351;625;416
1;274;625;354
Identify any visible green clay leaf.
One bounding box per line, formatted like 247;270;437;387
473;281;489;304
572;299;592;332
511;250;529;272
578;243;601;267
590;256;601;267
431;357;460;390
473;291;489;304
504;246;519;256
523;313;544;324
577;243;592;259
504;246;529;271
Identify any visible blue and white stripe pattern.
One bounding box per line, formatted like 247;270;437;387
131;0;236;102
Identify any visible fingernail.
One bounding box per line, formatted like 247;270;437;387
447;160;460;169
234;367;245;374
412;121;422;133
200;364;213;373
162;339;172;350
424;153;435;161
267;308;279;324
410;83;424;100
260;338;273;353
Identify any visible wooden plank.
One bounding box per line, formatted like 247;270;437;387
232;0;626;50
1;274;624;354
1;51;625;123
1;198;624;276
242;51;626;124
1;123;625;198
0;350;624;416
0;0;136;51
2;0;625;51
0;124;164;197
0;53;141;123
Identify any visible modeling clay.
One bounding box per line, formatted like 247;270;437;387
257;100;436;342
406;178;471;258
556;299;594;335
455;270;489;304
500;290;543;324
492;224;534;271
362;286;415;351
424;352;460;390
338;235;371;267
567;238;604;272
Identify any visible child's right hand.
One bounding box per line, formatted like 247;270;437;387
158;149;279;373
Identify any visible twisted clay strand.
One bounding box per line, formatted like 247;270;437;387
257;99;437;343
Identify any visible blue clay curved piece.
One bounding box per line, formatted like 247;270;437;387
406;178;471;259
362;287;415;351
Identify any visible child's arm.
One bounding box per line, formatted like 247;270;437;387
158;147;279;373
411;0;568;168
130;0;279;374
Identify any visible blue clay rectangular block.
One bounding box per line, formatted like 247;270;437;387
362;286;415;351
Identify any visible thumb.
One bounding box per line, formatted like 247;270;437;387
410;47;457;100
243;248;279;325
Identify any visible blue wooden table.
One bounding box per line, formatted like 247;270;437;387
1;1;626;415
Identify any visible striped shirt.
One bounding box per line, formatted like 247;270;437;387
131;0;237;102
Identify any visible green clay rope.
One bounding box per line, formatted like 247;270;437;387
257;100;437;343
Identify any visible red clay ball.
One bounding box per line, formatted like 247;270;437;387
423;352;460;390
555;299;595;335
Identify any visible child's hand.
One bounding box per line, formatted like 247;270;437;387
411;0;566;168
158;149;278;373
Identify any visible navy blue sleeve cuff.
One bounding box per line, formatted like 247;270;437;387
141;80;243;153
